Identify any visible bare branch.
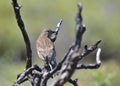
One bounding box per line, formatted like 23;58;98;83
14;65;42;85
50;19;63;42
51;3;101;86
55;19;63;35
69;78;79;86
76;48;101;69
96;48;101;64
80;40;101;58
75;3;85;49
11;0;32;69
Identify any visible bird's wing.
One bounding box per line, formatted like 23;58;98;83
36;36;54;60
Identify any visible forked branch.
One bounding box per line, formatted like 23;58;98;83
51;3;101;86
12;0;102;86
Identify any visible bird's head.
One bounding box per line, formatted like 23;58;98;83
41;29;56;42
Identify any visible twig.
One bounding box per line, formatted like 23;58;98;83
76;48;101;69
69;78;79;86
50;19;63;42
80;40;101;59
55;19;63;35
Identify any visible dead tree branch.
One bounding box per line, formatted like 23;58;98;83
11;0;102;86
12;0;32;69
76;48;101;69
51;3;101;86
69;78;79;86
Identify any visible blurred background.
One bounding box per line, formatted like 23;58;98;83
0;0;120;86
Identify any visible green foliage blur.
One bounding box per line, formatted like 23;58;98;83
0;0;120;86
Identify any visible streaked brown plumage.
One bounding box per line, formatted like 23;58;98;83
36;29;57;71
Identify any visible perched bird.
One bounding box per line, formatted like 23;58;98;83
36;29;57;71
